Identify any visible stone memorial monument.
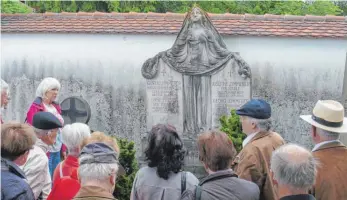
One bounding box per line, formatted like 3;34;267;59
141;7;251;175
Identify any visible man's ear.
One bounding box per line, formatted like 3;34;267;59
270;170;278;186
110;174;116;185
312;126;317;137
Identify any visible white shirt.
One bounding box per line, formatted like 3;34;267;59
312;140;340;152
242;132;259;148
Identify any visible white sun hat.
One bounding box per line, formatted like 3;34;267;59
300;100;347;133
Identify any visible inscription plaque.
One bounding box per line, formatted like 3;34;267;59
211;60;251;127
145;61;184;134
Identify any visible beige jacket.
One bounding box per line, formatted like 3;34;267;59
20;139;51;200
231;131;285;200
311;141;347;200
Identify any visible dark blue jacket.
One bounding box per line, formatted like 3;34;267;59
1;158;35;200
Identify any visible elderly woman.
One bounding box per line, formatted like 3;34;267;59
1;123;36;200
48;132;125;200
181;130;259;200
26;77;66;178
52;123;91;183
131;124;199;200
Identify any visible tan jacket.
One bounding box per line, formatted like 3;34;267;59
74;185;117;200
311;141;347;200
231;131;285;200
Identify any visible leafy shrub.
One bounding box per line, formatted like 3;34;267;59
113;137;139;200
219;109;246;153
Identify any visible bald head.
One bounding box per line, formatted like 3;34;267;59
270;144;317;190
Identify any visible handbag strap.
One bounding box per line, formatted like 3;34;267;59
181;171;187;194
59;161;64;178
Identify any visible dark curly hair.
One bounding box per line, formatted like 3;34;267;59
145;124;185;180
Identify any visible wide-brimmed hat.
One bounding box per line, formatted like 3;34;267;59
300;100;347;133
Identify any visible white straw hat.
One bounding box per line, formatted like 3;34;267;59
300;100;347;133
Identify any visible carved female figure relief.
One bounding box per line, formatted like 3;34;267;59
142;7;251;136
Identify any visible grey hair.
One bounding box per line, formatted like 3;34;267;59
316;128;340;140
270;143;318;190
34;128;49;137
78;155;119;183
1;79;9;93
35;77;61;98
247;117;272;131
61;123;91;152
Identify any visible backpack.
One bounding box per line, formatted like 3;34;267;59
194;173;238;200
181;171;187;194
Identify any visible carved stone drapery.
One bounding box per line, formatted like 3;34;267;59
142;7;251;135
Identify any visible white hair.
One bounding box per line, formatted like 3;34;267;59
35;77;61;98
34;128;53;137
247;117;272;131
1;79;9;93
78;155;119;183
271;143;318;190
316;128;340;140
62;123;91;152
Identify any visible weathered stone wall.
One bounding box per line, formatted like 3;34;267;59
2;34;346;153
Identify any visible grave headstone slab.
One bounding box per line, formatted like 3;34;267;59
145;60;184;134
211;59;251;127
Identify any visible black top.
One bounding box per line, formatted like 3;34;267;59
280;194;316;200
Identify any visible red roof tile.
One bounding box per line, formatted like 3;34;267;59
1;12;346;38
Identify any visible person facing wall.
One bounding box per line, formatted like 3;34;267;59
300;100;347;200
1;123;36;200
131;124;199;200
231;99;285;200
181;130;259;200
270;143;317;200
20;111;62;199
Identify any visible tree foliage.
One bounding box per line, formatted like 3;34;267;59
1;0;32;14
20;0;344;16
113;137;139;200
219;109;245;153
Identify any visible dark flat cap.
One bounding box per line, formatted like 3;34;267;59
236;99;271;119
80;142;126;176
33;112;62;130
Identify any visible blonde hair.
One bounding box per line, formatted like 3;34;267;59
81;131;120;156
1;123;36;160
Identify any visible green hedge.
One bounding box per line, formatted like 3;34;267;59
219;109;246;153
113;137;139;200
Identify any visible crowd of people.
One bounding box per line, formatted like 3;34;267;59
1;77;347;200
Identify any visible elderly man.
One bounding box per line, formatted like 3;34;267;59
231;99;285;200
270;144;317;200
74;142;121;200
21;111;62;200
1;79;10;123
300;100;347;200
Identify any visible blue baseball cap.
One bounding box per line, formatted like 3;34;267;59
236;99;271;119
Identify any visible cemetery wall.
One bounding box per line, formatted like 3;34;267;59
2;33;347;151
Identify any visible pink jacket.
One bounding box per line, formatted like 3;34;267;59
26;97;62;125
26;97;66;152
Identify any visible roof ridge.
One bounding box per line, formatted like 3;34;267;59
1;12;346;22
